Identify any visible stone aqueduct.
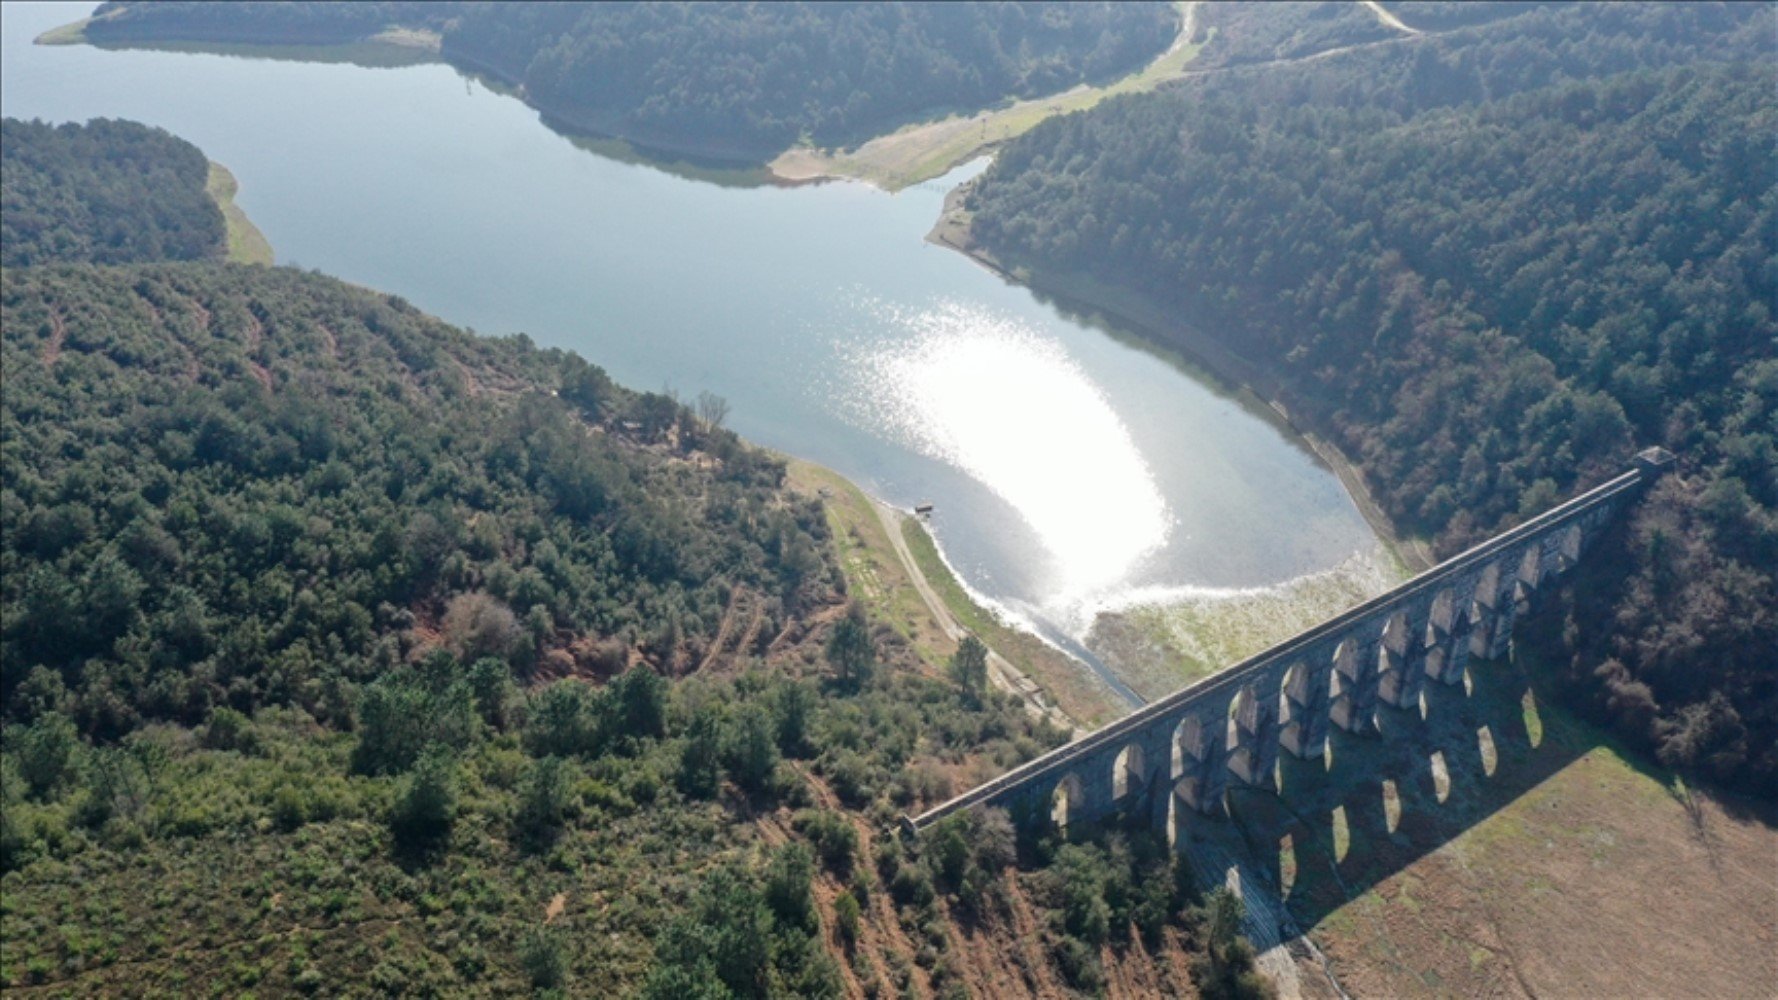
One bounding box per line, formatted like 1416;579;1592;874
908;449;1675;838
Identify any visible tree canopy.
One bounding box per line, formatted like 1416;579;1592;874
965;3;1777;794
0;117;224;267
83;1;1178;159
0;114;1080;994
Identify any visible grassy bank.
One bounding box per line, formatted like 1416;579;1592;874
784;458;1122;728
1229;652;1778;998
205;162;274;266
33;19;90;45
899;518;1123;728
784;459;956;667
770;2;1209;190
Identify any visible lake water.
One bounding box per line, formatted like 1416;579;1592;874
2;2;1384;701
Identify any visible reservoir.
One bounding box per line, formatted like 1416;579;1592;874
2;2;1386;694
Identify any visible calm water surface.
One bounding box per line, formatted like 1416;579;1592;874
2;2;1381;693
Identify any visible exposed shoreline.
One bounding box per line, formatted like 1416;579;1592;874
205;161;274;266
768;1;1206;192
925;174;1434;575
783;458;1121;729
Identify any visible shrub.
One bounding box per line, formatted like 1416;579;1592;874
390;744;458;851
676;707;722;799
1053;935;1103;991
518;927;568;989
14;712;80;799
202;707;258;754
764;843;817;933
271;784;310;832
515;755;574;849
792;809;858;874
821;748;874;807
723;703;780;794
834;890;861;946
523;680;603;759
889;861;935;908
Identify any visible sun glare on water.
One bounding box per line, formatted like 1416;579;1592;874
849;300;1171;600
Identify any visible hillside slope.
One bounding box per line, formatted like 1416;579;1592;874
963;3;1777;798
1;117;224;267
75;1;1177;161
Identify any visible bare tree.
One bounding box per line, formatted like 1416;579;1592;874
696;389;730;432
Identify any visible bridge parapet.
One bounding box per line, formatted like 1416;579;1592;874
905;449;1674;837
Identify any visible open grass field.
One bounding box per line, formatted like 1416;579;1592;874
770;2;1208;191
1184;648;1778;999
205;162;274;266
784;459;957;670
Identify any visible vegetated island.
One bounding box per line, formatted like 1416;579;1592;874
51;1;1178;165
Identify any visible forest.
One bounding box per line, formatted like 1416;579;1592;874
80;1;1178;159
0;119;1271;996
965;2;1776;795
0;118;224;267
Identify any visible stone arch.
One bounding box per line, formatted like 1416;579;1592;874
1328;640;1350;701
1518;541;1543;584
1050;772;1084;831
1172;715;1206;780
1556;523;1584;572
1379;609;1425;709
1474;562;1504;610
1166;778;1192;847
1278;663;1301;731
1171;712;1227;814
1228;682;1280;788
1280;658;1330;759
1429;587;1460;632
1381;609;1413;653
1112;742;1146;801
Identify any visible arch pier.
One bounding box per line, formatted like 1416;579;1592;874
907;449;1673;838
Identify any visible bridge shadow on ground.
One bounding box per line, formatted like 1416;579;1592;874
1175;648;1665;939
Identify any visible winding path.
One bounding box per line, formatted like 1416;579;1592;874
869;500;1080;735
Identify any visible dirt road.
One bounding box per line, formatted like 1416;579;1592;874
870;500;1080;735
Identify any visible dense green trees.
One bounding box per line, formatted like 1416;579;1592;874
84;1;1178;159
1;118;224;267
966;4;1777;794
0;255;843;735
0;117;1084;991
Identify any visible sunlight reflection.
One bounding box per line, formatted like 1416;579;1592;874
1429;750;1451;803
1478;725;1498;776
851;299;1170;597
1521;689;1545;748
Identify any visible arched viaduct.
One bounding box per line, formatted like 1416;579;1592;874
907;448;1675;840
